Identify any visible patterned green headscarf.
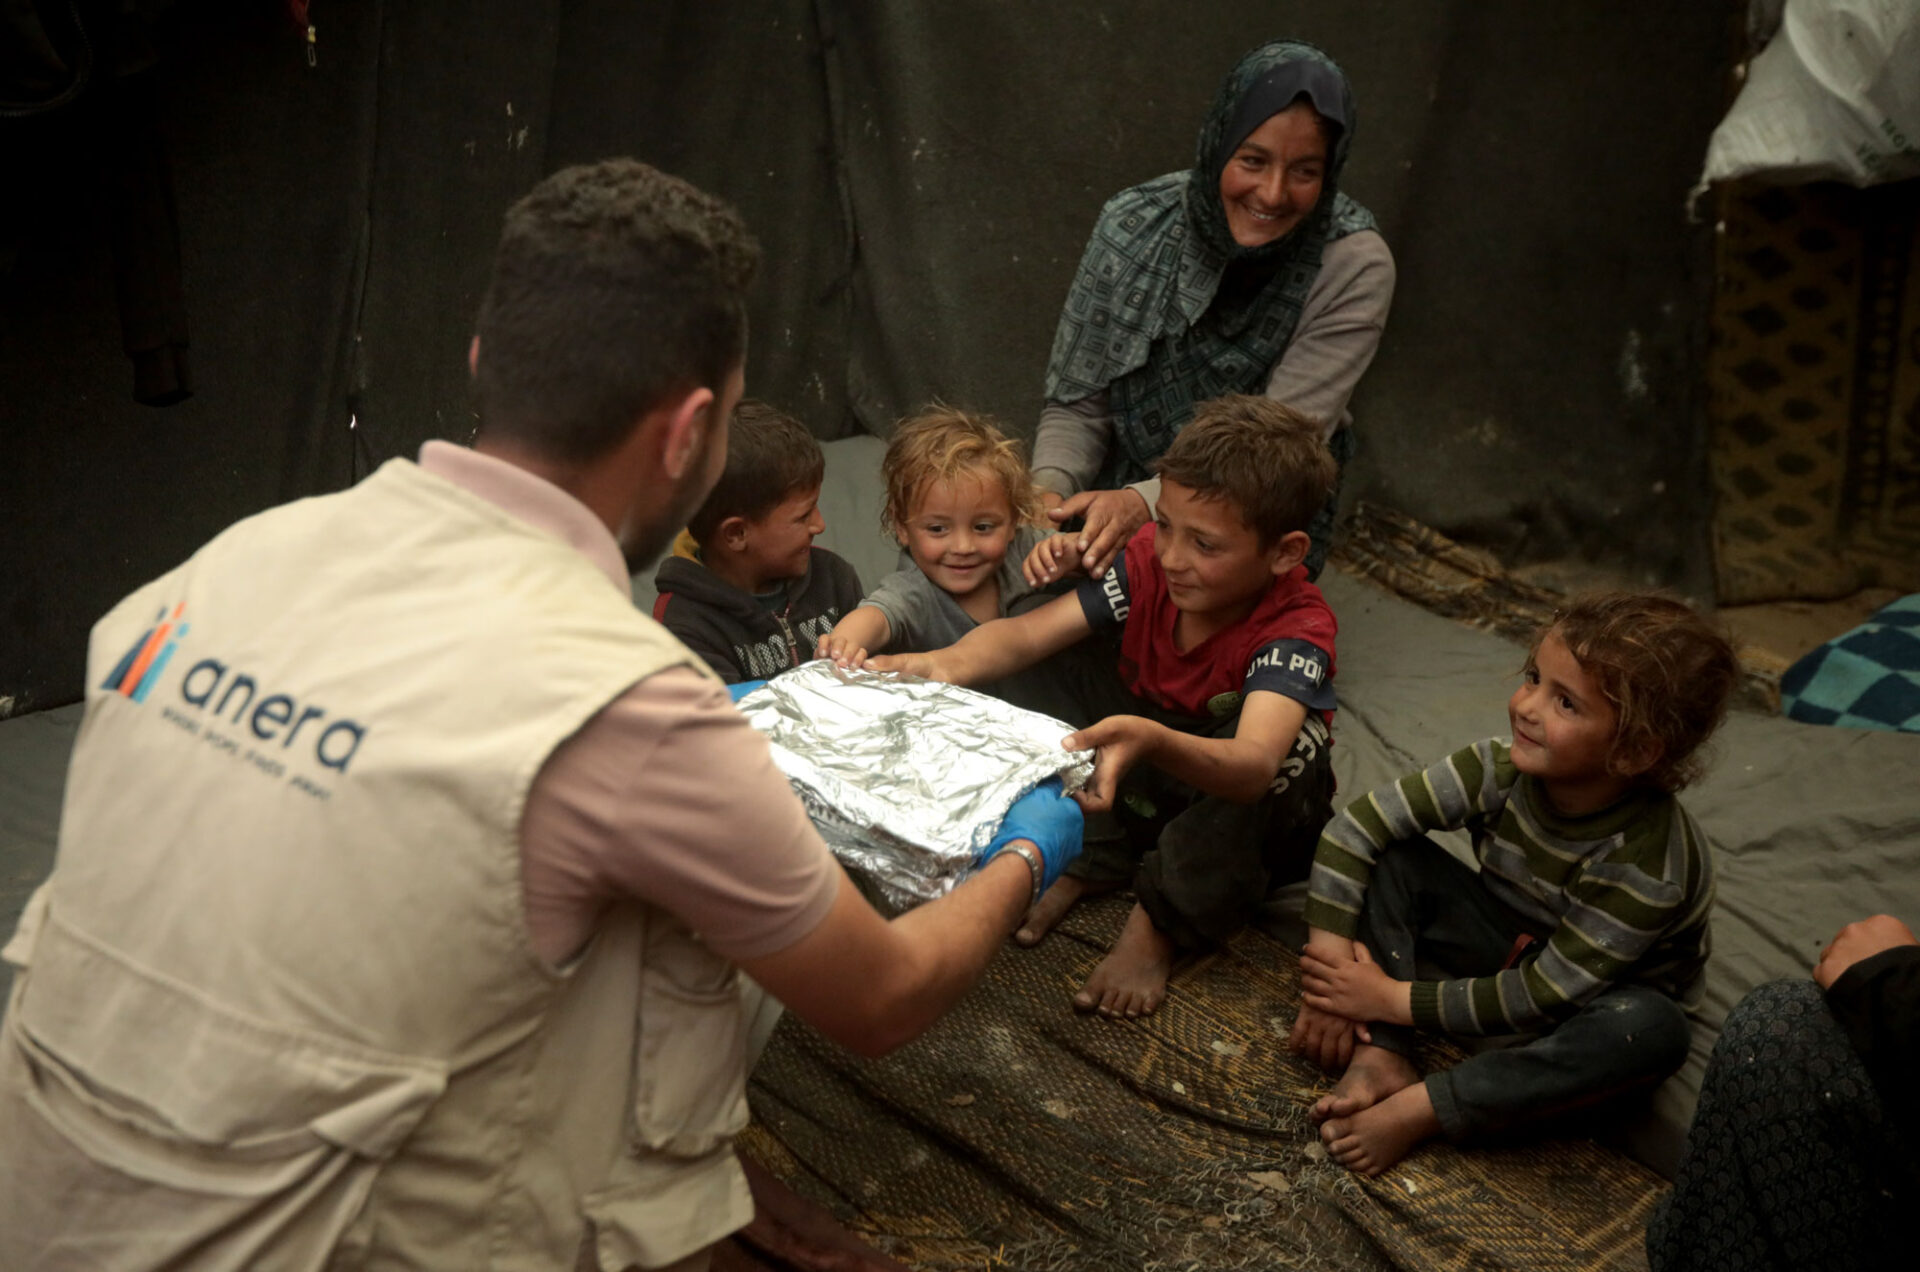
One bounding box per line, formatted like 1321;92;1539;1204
1043;41;1377;487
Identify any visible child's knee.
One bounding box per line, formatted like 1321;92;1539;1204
1608;989;1692;1074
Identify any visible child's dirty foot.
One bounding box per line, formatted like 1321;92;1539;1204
1320;1080;1439;1176
1072;903;1175;1018
1014;876;1114;946
1311;1043;1419;1123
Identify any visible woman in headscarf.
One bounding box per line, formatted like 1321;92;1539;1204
1032;40;1393;581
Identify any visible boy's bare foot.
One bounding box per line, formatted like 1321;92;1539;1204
1072;903;1175;1018
1014;876;1117;946
1310;1043;1419;1123
1319;1080;1440;1177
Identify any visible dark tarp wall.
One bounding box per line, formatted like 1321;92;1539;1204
2;1;383;715
2;1;1735;713
546;0;853;438
349;4;560;461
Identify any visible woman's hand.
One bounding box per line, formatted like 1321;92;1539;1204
1022;533;1087;588
1815;914;1920;989
1063;715;1160;813
1046;488;1150;580
1300;942;1411;1027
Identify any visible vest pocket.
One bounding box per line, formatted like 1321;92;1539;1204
3;914;450;1267
15;912;449;1161
581;1145;752;1271
628;922;751;1159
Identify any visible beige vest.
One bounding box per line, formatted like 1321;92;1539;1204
0;460;754;1270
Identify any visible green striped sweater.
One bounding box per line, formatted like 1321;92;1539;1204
1302;739;1714;1036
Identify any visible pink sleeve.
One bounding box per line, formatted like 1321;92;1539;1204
520;667;841;966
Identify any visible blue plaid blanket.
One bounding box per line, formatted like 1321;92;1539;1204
1780;594;1920;732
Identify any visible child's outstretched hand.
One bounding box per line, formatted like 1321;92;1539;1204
1022;532;1089;588
866;650;951;682
1300;942;1413;1028
814;631;868;669
1063;715;1160;813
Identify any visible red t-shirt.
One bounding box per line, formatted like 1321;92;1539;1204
1075;523;1337;721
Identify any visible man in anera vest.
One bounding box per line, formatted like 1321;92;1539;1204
0;159;1079;1272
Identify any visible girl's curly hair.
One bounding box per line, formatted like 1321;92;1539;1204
881;405;1042;536
1534;591;1740;792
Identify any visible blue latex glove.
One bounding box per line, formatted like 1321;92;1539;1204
978;778;1084;893
727;679;768;703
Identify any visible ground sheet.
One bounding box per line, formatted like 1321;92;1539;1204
741;893;1663;1272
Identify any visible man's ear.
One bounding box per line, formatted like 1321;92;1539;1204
468;335;481;376
1268;530;1311;577
659;386;717;482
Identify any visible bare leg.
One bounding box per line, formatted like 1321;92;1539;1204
1073;902;1176;1018
1014;876;1119;947
1320;1080;1441;1177
1311;1043;1419;1123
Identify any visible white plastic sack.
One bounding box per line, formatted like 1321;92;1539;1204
1699;0;1920;190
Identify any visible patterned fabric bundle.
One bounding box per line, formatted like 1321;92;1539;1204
1780;593;1920;732
1042;40;1377;487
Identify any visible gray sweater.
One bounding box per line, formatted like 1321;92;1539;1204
858;525;1057;653
1032;229;1395;510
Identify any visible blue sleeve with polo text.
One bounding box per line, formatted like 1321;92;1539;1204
1073;554;1132;631
1242;638;1336;713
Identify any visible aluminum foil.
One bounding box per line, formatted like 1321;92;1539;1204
738;662;1094;909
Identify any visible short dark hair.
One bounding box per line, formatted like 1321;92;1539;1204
1536;592;1740;792
686;399;824;544
1154;395;1337;544
473;159;759;465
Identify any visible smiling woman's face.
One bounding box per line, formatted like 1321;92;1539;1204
1217;100;1328;249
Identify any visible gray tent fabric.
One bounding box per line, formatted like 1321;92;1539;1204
0;706;71;969
6;1;1733;712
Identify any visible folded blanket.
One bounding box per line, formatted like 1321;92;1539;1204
1781;594;1920;732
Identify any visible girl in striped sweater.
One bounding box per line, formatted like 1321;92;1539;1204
1289;592;1740;1176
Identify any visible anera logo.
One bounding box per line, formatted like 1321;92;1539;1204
101;604;190;703
101;600;368;776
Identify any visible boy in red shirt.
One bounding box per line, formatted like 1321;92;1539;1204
868;396;1339;1017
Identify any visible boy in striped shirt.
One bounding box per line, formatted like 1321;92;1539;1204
1290;593;1740;1175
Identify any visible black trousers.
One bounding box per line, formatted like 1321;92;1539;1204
1355;838;1691;1140
1031;639;1336;951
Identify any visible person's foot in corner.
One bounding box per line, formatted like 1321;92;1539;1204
1073;902;1175;1018
1014;875;1120;946
1319;1079;1440;1177
1310;1042;1419;1123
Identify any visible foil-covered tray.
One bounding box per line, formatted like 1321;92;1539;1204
737;662;1094;908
